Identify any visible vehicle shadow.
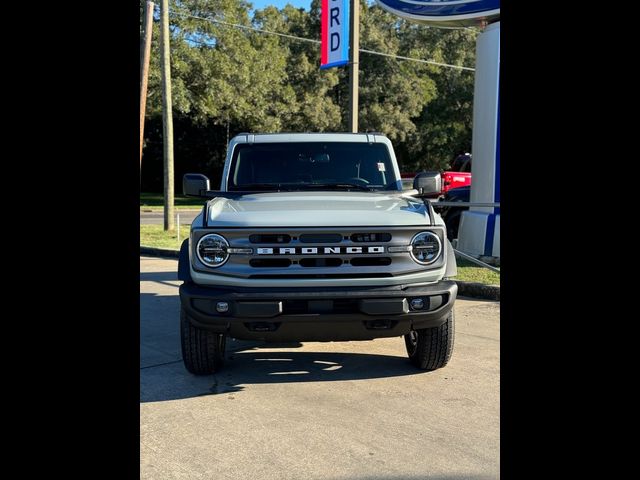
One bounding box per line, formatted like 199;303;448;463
140;273;425;404
140;341;424;404
139;270;180;288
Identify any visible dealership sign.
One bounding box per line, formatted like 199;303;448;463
320;0;350;69
376;0;500;26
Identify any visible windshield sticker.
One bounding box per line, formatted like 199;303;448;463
377;163;386;172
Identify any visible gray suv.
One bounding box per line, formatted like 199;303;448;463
178;133;458;374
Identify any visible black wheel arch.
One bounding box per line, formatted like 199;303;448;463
178;238;192;282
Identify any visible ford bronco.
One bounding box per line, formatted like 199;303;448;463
178;133;458;374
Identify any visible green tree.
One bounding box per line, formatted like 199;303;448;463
356;1;437;143
141;0;479;190
399;26;478;171
254;2;342;132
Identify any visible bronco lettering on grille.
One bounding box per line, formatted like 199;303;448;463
256;246;385;255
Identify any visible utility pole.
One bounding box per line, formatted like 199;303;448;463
348;0;359;133
140;1;154;173
160;0;174;231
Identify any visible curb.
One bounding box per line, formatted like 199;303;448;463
140;246;500;301
140;208;203;213
140;246;180;258
455;281;500;301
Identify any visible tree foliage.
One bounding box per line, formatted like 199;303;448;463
141;0;478;191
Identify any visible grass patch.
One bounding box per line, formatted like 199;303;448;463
140;192;206;210
141;224;191;250
454;257;500;285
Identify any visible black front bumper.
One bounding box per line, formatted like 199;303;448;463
180;281;458;342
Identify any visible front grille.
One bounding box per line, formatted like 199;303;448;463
299;233;344;243
249;234;291;244
350;257;392;267
299;258;343;268
191;226;446;279
243;230;397;271
250;258;292;268
244;230;398;275
350;233;392;242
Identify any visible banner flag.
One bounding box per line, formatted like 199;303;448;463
320;0;350;69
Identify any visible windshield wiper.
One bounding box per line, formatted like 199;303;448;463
233;183;292;191
306;183;373;191
234;182;375;192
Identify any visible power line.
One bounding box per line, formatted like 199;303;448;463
167;9;475;72
174;10;321;45
359;48;474;71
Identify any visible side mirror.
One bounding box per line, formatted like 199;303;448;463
183;173;210;197
413;171;442;197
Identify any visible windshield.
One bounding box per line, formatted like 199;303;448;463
451;154;472;173
227;142;400;191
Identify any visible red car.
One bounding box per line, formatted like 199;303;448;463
402;153;472;194
443;153;472;194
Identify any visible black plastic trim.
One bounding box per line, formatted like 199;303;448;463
248;273;393;279
250;258;292;268
350;257;392;267
202;204;208;228
299;258;343;268
299;233;343;243
177;239;192;282
249;234;292;244
350;233;392;242
179;281;457;341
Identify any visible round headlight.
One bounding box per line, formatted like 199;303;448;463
196;234;229;268
410;231;442;265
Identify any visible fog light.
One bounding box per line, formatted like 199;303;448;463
216;302;229;313
410;298;424;310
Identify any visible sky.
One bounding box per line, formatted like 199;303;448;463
250;0;312;10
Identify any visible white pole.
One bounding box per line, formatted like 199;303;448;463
177;213;180;245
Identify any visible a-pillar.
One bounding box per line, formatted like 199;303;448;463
457;21;500;260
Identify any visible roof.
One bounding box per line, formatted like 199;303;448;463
230;132;390;144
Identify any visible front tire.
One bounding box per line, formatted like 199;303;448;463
180;306;226;375
405;310;455;370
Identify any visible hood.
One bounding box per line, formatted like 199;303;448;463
207;191;431;227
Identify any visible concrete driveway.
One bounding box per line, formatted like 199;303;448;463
141;256;500;480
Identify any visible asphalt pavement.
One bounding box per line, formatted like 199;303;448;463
140;255;500;480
